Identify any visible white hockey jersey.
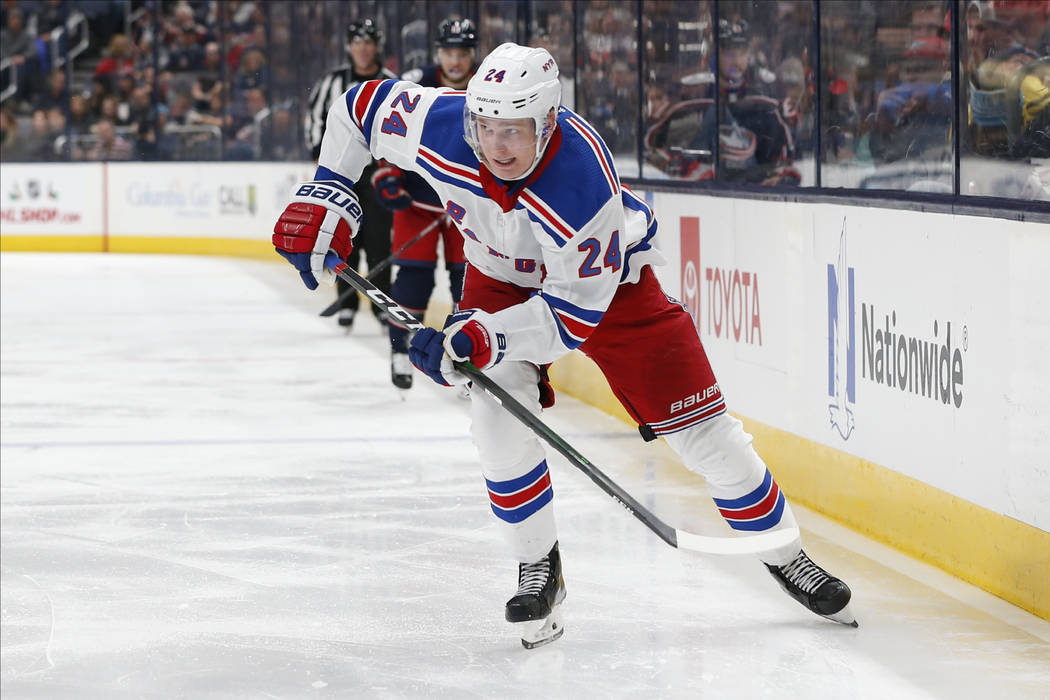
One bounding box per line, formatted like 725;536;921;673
315;79;664;366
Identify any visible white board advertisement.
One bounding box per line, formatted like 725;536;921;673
0;162;104;235
650;191;1050;530
106;162;314;238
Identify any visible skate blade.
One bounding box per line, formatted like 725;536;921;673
824;602;859;627
517;607;564;649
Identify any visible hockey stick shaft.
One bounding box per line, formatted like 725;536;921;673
322;251;800;556
319;215;446;317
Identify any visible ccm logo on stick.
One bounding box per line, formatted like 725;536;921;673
670;384;720;414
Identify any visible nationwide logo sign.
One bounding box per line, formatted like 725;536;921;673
827;219;856;440
826;218;968;442
680;216;763;345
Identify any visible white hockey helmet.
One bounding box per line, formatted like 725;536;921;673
464;42;562;176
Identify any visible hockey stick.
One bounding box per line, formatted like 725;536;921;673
322;251;800;556
319;215;447;317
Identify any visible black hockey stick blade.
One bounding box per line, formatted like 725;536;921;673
319;215;445;317
322;251;800;555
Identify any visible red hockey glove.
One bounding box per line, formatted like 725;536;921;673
370;162;412;211
272;180;361;289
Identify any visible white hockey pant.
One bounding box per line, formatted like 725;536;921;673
470;360;558;563
664;413;802;566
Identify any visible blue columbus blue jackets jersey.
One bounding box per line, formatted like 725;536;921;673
314;79;664;365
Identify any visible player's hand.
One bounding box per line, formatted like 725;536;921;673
272;180;362;290
408;327;468;386
371;162;412;211
408;310;507;387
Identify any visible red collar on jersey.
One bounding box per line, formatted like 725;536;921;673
479;125;563;213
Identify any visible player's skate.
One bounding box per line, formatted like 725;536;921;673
505;542;566;649
391;351;413;389
337;308;355;328
765;548;858;627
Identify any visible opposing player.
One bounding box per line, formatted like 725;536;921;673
371;18;477;388
692;19;802;185
304;18;397;329
272;43;856;648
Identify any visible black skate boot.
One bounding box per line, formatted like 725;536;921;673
505;542;566;649
391;351;413;389
765;549;858;627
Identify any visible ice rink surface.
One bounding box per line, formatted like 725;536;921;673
2;253;1048;699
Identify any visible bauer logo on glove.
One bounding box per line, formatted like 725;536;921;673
293;182;364;220
273;179;362;290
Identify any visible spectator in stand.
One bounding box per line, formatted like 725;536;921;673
643;79;709;180
0;106;19;155
113;70;137;126
127;85;154;132
168;25;205;72
262;103;299;160
192;42;223;111
225;86;267;159
99;94;121;126
36;0;66;36
68;93;92;134
87;75;113;118
777;56;812;154
1;7;37;102
232;46;269;91
133;99;168;161
169;91;193;126
14;109;58;161
86;117;133;161
187;89;227;130
34;69;70;113
161;1;207;50
45;107;72;159
226;24;268;75
95;34;135;78
870;36;952;165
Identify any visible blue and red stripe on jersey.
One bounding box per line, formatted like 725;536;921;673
564;113;619;198
520;190;576;247
416;145;487;199
345;79;397;147
713;469;786;532
486;460;554;524
538;292;604;349
619;186;659;281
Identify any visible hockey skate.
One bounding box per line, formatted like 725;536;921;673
505;542;566;649
391;351;413;389
765;548;858;627
337;308;355;328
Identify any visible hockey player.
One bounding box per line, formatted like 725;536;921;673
690;19;802;185
371;18;477;389
304;18;397;329
272;43;856;649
